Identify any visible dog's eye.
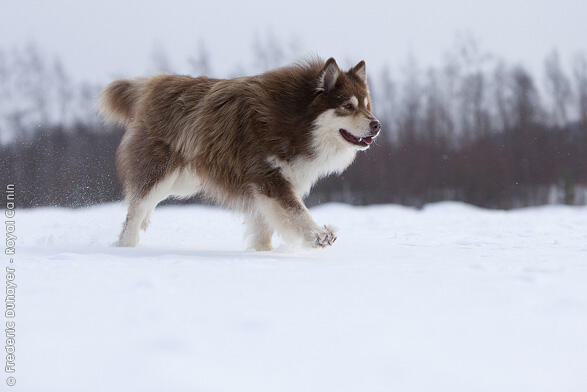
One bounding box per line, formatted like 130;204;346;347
344;103;354;111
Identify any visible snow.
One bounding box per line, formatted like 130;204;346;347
11;202;587;391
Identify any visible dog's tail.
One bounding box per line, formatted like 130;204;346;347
99;78;143;126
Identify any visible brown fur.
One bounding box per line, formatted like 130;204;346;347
100;57;379;249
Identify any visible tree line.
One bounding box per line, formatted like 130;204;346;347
1;38;586;208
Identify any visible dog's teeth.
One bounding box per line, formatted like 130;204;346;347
358;138;363;142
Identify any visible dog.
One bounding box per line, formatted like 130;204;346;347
99;57;381;250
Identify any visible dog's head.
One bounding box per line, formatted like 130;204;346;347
312;58;381;151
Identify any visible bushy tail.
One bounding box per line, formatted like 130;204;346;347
99;79;141;125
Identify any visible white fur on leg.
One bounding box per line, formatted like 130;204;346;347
254;194;337;248
140;212;152;231
117;202;146;247
116;173;178;247
245;213;274;251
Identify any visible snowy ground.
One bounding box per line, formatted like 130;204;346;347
8;202;587;391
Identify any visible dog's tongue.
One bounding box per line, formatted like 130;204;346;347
363;136;373;145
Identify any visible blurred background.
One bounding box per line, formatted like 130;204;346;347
1;0;586;209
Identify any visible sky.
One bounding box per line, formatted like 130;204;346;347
1;0;587;83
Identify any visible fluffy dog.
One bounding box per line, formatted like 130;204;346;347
99;57;381;250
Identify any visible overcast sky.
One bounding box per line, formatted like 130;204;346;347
2;0;586;83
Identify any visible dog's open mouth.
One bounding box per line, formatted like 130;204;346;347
339;129;373;147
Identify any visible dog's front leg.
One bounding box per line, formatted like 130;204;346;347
254;186;337;248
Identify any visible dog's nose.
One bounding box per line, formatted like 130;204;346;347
369;120;381;134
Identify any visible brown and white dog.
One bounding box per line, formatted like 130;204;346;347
99;57;380;250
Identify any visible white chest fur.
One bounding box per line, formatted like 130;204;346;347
267;145;356;198
266;108;365;198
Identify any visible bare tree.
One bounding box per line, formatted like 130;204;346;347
188;40;211;76
150;45;174;73
252;31;285;72
397;55;422;145
573;53;587;130
544;50;572;127
423;68;453;143
492;63;513;131
511;66;540;128
19;44;50;128
251;32;302;73
53;58;73;125
0;48;7;88
451;35;492;138
371;64;396;142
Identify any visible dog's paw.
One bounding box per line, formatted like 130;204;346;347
312;225;337;248
115;238;139;247
248;239;273;252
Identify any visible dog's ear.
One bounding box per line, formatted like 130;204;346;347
318;58;340;93
351;60;367;82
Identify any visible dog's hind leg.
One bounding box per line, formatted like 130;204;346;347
117;201;148;247
245;213;274;251
117;173;177;247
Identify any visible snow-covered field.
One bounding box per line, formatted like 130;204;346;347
10;202;587;391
